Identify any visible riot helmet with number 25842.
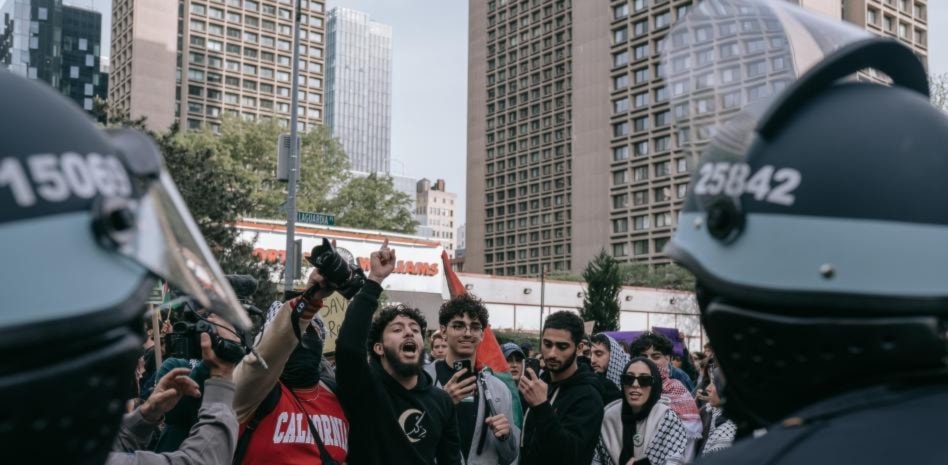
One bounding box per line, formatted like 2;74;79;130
663;0;948;429
0;71;250;464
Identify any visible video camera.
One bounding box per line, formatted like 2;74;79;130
166;312;246;364
163;275;263;364
292;238;365;301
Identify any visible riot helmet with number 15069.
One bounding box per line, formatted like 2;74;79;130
662;0;948;430
0;70;250;464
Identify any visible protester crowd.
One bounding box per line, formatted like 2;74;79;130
118;239;733;465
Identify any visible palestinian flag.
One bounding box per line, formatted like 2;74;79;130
441;251;523;427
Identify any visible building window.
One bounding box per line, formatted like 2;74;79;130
613;194;628;209
654;136;671;152
633;92;648;109
613;170;628;186
614;27;628;45
634;67;649;84
613;50;629;67
633;116;648;132
38;7;48;20
634;140;649;157
614;3;629;19
654;187;670;202
655;212;672;227
654;110;670;127
633;166;648;181
614;97;629;113
633;240;648;256
613;243;628;257
613;121;629;137
70;66;79;78
614;74;629;90
613;146;630;161
677;184;688;199
633;190;648;206
654;161;670;177
654;11;671;29
634;20;648;36
633;215;650;230
747;60;766;77
613;218;629;233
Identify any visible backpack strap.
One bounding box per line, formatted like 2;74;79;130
232;384;282;465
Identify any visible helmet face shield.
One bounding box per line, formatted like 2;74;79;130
115;170;251;330
662;0;872;165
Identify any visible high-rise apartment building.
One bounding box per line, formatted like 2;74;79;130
325;7;392;174
1;0;107;113
415;178;459;256
109;0;326;133
466;0;928;277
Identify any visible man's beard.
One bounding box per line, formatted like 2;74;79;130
547;351;577;375
383;345;423;378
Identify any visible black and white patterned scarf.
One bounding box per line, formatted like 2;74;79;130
701;406;737;456
604;334;630;388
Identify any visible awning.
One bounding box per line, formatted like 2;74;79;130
384;290;446;329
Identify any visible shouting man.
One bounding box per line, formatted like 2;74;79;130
335;239;461;465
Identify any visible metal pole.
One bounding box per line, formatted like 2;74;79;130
283;0;304;295
539;269;545;331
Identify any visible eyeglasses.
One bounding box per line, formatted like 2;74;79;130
620;374;654;387
449;322;484;334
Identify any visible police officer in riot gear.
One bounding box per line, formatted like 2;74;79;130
662;1;948;463
0;68;250;464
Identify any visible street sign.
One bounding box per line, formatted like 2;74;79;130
297;211;335;226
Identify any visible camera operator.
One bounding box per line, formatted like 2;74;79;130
231;239;364;465
108;328;239;465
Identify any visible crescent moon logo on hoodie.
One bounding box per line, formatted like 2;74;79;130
398;409;428;443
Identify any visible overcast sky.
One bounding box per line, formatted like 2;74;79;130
71;0;948;230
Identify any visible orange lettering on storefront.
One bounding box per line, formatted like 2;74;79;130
253;248;439;276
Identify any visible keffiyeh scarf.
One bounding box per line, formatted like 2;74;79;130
604;334;631;388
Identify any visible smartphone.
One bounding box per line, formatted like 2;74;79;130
524;358;541;377
453;359;474;382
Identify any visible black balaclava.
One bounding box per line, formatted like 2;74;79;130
280;329;325;388
619;357;663;465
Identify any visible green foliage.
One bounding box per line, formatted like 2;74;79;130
621;263;696;291
329;173;418;233
580;250;622;334
931;73;948;113
216;117;350;219
154;127;279;309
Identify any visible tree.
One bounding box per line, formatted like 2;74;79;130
580;249;622;334
156;128;279;309
329;172;418;233
931;73;948;112
216;117;350;219
621;263;695;291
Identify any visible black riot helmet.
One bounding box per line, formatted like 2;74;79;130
0;71;250;463
662;0;947;430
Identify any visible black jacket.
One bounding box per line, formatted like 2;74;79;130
697;380;948;465
519;362;605;465
336;280;462;465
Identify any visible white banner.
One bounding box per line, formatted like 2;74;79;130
238;219;447;295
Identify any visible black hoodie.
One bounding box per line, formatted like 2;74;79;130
335;280;462;465
519;362;605;465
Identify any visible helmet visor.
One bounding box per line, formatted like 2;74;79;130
663;0;872;163
119;171;250;330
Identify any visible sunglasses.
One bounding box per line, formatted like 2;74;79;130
620;374;655;387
